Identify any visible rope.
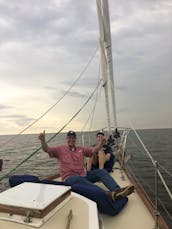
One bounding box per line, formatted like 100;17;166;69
0;46;99;149
0;80;101;182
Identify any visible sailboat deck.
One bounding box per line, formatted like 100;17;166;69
53;161;155;229
99;162;155;229
0;191;99;229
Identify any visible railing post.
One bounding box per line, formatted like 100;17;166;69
154;160;160;229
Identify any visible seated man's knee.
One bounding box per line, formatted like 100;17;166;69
96;168;108;176
65;175;83;185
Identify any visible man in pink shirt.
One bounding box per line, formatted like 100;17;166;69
39;130;134;200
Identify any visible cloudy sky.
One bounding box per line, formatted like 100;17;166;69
0;0;172;135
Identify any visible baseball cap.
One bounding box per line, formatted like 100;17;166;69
96;131;105;137
67;131;76;137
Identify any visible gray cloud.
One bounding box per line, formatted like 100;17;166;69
44;86;58;91
0;0;98;52
118;107;130;113
0;114;34;119
61;90;87;98
14;118;36;126
0;104;13;109
117;85;128;92
61;76;99;88
0;0;172;132
0;114;36;126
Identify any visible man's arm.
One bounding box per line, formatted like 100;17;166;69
38;130;49;152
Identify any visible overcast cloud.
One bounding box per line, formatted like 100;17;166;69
0;0;172;134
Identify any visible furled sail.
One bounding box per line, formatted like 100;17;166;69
96;0;117;133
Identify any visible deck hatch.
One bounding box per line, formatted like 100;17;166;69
0;182;71;226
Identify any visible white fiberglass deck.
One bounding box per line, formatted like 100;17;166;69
0;183;99;229
100;162;155;229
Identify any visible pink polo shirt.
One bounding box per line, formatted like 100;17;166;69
47;145;93;181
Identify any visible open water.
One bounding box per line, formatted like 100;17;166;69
0;129;171;228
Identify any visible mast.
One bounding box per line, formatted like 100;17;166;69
96;0;111;134
102;0;117;129
96;0;117;133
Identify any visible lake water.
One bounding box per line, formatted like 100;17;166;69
0;129;171;227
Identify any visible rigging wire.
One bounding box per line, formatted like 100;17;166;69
80;79;101;146
80;82;101;133
88;78;102;133
0;79;101;182
0;45;99;149
80;67;101;133
88;91;99;132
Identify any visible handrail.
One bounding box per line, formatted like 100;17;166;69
128;126;172;201
120;127;171;229
154;161;159;229
130;126;155;165
128;158;172;223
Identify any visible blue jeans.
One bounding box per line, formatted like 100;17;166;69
65;169;120;192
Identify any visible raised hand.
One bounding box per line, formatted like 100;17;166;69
38;130;45;141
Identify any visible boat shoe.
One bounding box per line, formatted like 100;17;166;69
111;185;135;201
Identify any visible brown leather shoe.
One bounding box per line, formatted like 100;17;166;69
111;185;135;200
